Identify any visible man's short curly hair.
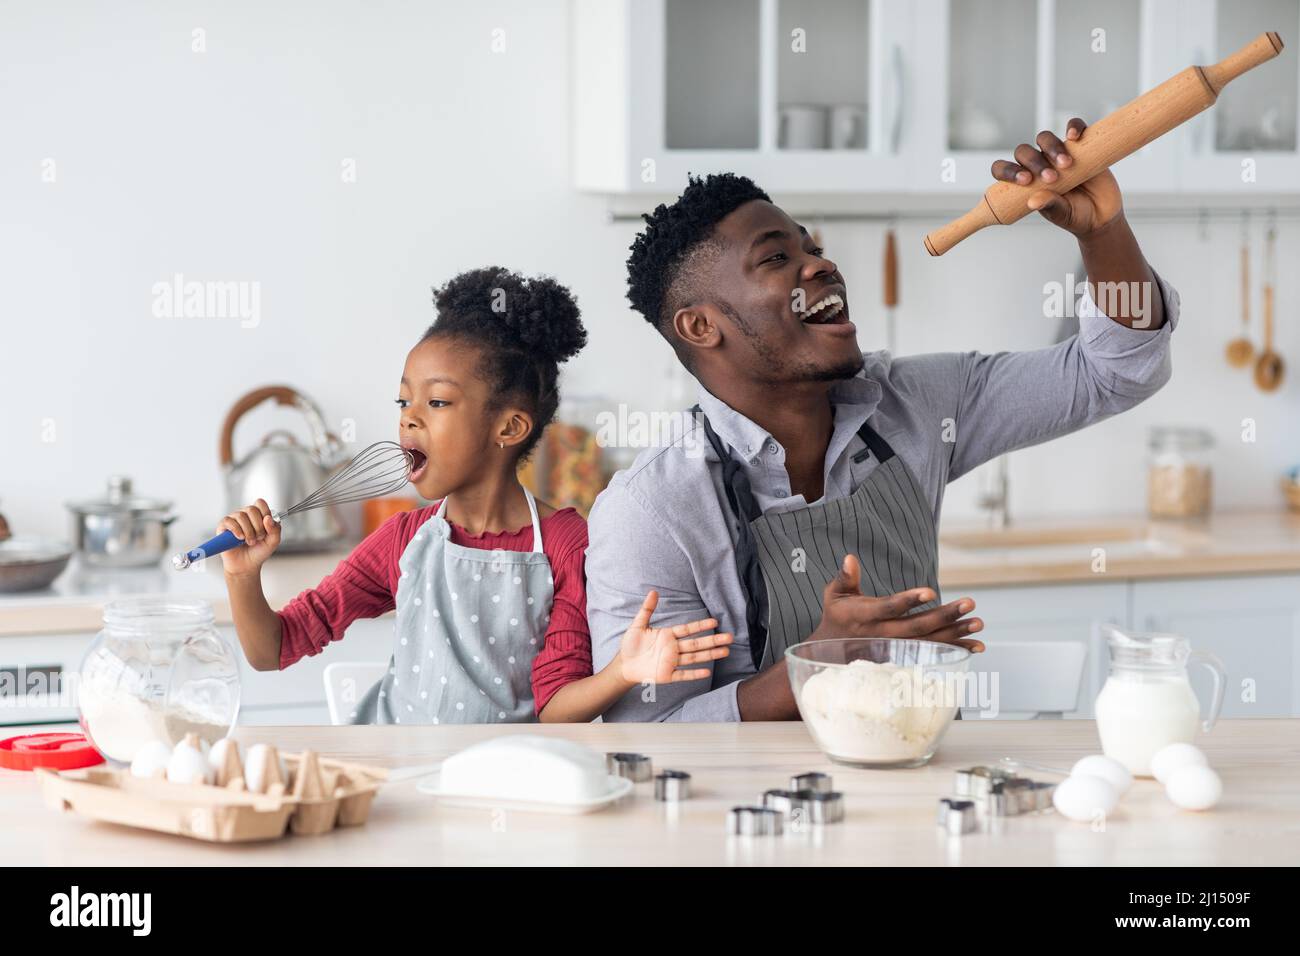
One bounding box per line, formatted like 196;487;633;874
625;173;771;336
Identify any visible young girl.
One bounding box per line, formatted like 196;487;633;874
218;267;732;723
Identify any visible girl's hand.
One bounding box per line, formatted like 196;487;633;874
217;498;281;577
619;590;734;685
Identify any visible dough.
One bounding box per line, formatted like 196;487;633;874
799;659;954;762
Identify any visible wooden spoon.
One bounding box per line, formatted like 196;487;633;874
1254;225;1284;392
1226;227;1254;367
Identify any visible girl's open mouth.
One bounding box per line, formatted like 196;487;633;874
404;447;429;481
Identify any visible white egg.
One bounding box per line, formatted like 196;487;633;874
1071;755;1133;796
166;742;213;785
130;741;173;779
1052;773;1119;823
244;744;287;794
1165;764;1222;811
1150;742;1207;784
207;737;239;773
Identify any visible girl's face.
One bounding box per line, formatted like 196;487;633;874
397;336;526;500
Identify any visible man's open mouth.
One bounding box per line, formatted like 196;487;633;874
801;293;847;324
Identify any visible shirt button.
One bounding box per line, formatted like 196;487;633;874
767;442;778;455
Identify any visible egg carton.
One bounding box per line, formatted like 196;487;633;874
36;735;388;843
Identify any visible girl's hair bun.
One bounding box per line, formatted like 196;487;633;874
432;266;586;364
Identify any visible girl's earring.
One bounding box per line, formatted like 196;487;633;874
498;441;505;449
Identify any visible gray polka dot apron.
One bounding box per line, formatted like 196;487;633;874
695;407;943;671
351;489;554;724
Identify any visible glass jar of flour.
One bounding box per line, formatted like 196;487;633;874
77;598;240;764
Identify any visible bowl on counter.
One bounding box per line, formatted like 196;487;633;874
0;537;73;593
787;638;972;769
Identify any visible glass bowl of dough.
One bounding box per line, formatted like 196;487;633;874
77;597;241;765
787;638;972;768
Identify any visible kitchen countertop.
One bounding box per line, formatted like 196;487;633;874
938;509;1300;588
4;510;1300;637
2;719;1295;865
0;550;358;637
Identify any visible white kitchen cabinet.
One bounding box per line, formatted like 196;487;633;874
909;0;1178;194
573;0;1299;195
1130;574;1300;718
1175;0;1300;193
573;0;916;193
954;582;1127;718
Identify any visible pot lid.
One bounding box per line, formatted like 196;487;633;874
66;476;173;516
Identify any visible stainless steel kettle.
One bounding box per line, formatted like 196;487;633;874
220;386;346;553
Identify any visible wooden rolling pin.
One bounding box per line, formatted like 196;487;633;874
924;32;1284;256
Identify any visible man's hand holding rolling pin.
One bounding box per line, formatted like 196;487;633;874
990;117;1165;331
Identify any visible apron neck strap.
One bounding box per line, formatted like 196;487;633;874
523;487;544;553
434;489;545;554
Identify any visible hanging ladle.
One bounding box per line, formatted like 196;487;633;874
1254;220;1284;392
1225;213;1254;367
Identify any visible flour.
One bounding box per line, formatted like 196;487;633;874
79;672;229;764
799;659;955;764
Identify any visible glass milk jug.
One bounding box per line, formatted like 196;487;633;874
1094;625;1225;777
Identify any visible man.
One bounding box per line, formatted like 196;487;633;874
587;120;1178;721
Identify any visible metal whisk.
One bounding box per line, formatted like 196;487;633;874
172;441;414;569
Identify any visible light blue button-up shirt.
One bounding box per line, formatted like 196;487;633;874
586;276;1180;722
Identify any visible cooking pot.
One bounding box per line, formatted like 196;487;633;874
66;476;177;568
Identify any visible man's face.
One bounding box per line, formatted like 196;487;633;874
699;199;863;383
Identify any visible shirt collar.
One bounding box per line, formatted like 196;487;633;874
695;359;884;461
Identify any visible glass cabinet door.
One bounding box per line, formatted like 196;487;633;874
632;0;910;193
1179;0;1300;191
1052;0;1171;192
663;0;761;149
909;0;1045;192
947;0;1040;153
775;0;871;151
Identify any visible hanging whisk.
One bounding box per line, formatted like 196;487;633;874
173;441;414;569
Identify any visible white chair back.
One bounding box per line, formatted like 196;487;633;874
323;661;389;725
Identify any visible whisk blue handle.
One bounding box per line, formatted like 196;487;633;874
173;529;242;569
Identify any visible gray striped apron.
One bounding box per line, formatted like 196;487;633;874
695;409;943;671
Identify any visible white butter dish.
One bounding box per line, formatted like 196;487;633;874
416;735;633;814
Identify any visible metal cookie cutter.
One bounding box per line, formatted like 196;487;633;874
762;789;812;818
807;791;845;824
954;766;1014;798
654;770;691;801
727;806;783;836
606;752;653;782
980;776;1057;816
1003;780;1055;816
791;772;833;794
936;798;978;835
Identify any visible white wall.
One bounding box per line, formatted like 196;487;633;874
2;0;1298;551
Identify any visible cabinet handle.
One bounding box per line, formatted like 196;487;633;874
889;43;905;155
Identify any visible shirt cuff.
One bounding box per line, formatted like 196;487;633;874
1077;269;1180;345
669;677;742;722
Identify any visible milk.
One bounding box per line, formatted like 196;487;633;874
1095;675;1200;777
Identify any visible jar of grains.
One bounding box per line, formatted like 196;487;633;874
1147;427;1214;519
